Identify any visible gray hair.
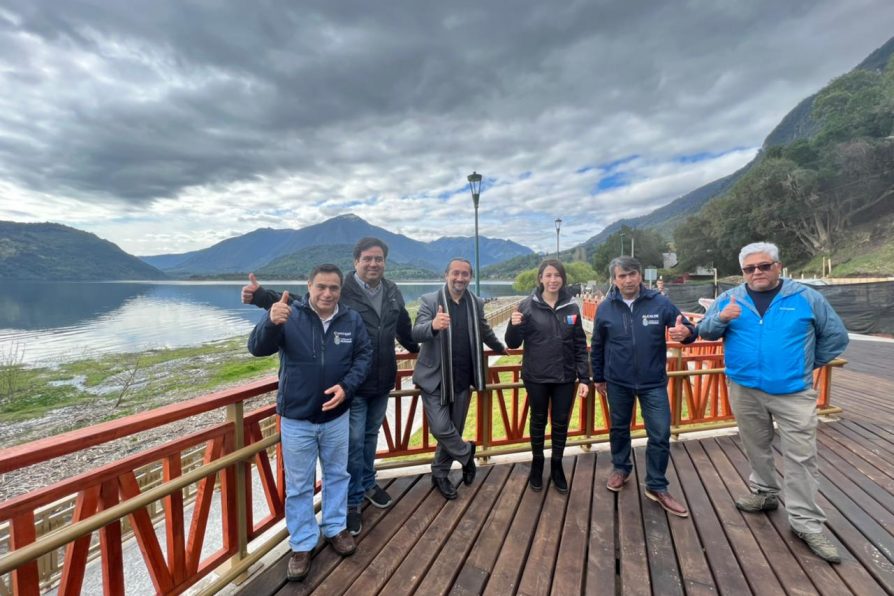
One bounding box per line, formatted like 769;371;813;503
608;256;642;279
444;257;474;275
738;242;780;267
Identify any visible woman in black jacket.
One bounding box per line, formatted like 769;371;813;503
505;260;590;493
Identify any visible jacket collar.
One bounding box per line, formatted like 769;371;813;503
531;285;575;309
295;293;349;321
608;283;657;303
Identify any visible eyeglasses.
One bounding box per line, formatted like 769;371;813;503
741;262;776;275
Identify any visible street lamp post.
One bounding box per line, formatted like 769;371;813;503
467;171;483;295
554;218;562;260
619;232;625;256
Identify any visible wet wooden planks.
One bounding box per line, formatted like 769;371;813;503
239;431;893;595
236;339;894;595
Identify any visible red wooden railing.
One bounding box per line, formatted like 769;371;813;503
0;310;843;595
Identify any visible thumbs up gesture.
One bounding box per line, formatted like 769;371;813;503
241;273;260;304
432;304;451;331
269;291;292;325
719;295;742;323
510;306;523;326
668;314;691;342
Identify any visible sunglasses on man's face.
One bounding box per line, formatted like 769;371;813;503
741;262;776;275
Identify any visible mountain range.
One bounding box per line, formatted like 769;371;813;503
141;214;533;277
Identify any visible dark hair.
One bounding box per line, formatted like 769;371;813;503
608;256;642;279
353;237;389;260
308;263;344;285
537;259;567;291
444;258;474;274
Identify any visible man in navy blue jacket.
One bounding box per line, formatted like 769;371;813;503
591;256;695;517
243;237;419;536
248;264;372;582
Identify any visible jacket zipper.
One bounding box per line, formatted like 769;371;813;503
630;303;638;391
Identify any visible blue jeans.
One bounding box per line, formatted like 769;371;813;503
607;382;671;492
347;392;390;507
280;411;350;552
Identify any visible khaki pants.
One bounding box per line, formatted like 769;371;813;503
728;381;826;534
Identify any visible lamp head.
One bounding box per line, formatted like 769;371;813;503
467;171;482;206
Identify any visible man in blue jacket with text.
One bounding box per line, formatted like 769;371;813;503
248;264;372;582
591;256;696;518
700;242;848;563
242;237;419;535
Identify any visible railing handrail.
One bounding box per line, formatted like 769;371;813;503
0;434;278;577
0;378;277;475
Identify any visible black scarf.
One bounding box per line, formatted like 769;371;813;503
436;285;485;405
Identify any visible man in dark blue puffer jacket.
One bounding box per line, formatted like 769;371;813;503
248;264;372;581
591;256;696;518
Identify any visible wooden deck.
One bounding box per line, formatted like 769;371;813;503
241;339;894;595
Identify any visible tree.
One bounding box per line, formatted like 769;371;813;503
513;268;538;293
592;226;668;278
564;261;598;285
671;54;894;273
512;260;598;293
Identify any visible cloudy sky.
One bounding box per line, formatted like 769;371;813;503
1;1;892;256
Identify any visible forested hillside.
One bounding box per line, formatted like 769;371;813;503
0;222;167;280
256;244;438;280
675;58;894;275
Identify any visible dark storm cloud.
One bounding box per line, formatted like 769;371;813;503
0;0;892;220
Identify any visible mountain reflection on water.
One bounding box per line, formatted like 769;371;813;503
0;281;516;366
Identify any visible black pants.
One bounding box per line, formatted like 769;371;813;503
526;381;575;459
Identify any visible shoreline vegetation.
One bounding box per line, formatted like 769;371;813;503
0;297;526;499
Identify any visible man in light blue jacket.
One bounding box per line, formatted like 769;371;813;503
700;242;848;564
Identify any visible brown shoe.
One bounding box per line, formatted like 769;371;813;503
326;529;356;556
606;469;630;492
287;551;311;581
644;489;689;518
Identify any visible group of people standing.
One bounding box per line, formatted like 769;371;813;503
244;237;849;582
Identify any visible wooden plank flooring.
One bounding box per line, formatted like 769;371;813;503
240;339;894;595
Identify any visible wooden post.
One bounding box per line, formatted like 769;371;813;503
224;402;250;582
671;348;684;439
481;358;493;464
10;513;40;596
581;383;595;452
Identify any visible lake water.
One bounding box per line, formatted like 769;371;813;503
0;280;518;366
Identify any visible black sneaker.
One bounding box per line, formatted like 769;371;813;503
347;505;362;536
364;484;393;508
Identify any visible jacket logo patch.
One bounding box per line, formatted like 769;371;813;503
566;314;578;325
642;314;661;326
333;331;352;345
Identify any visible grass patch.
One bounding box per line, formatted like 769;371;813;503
396;354;611;455
2;384;85;423
795;213;894;277
206;356;279;386
0;338;279;426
